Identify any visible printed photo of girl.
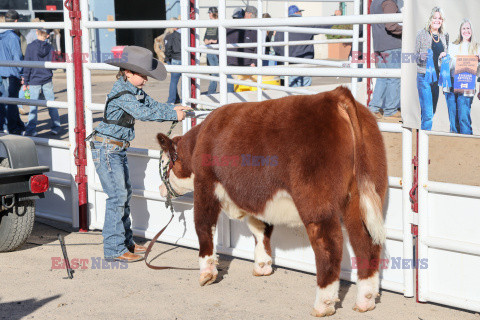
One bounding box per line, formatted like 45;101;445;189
441;19;480;134
414;7;448;131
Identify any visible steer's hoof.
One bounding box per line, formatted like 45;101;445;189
199;271;217;286
353;293;376;313
199;259;218;286
311;305;336;317
311;299;338;317
253;261;273;276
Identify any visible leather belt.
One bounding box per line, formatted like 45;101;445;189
93;135;130;148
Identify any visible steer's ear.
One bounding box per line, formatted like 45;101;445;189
157;133;176;155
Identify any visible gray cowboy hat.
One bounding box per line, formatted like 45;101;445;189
105;46;167;81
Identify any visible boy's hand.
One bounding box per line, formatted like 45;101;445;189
174;105;192;121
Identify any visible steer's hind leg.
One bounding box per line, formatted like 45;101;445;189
246;216;274;276
303;213;343;317
343;192;382;312
194;182;222;286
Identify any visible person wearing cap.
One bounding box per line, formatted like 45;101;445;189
204;7;219;94
231;7;245;19
243;6;259;67
22;28;61;136
244;5;258;19
226;8;247;92
0;9;26;135
273;5;333;87
89;46;191;263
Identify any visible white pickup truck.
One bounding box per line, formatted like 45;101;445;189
0;135;49;252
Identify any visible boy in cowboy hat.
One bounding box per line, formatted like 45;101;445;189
90;45;191;263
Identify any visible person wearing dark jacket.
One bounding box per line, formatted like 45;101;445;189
204;7;219;94
0;10;26;135
243;6;259;67
226;7;253;92
164;28;182;104
23;28;61;136
273;5;335;87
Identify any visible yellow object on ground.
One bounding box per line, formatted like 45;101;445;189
234;75;281;92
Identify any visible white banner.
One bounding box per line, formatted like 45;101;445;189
402;0;480;135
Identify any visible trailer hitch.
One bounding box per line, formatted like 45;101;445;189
1;195;15;210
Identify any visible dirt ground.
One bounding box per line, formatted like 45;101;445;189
2;71;479;319
1;219;479;320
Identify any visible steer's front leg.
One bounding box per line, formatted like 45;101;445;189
194;182;222;286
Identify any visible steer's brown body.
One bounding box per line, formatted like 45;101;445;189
158;87;388;317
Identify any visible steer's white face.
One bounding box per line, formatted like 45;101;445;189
159;152;195;198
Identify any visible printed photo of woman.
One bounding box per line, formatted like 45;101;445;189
442;19;480;134
415;7;448;130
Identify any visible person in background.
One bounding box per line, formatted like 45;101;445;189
18;17;43;116
243;6;258;67
273;5;322;87
0;10;26;135
23;28;61;136
154;26;175;63
164;20;182;104
89;46;190;262
204;7;219;94
415;7;448;130
226;7;246;92
368;0;403;120
25;18;41;45
442;19;479;134
262;13;277;67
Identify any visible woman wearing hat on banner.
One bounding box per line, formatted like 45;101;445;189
415;7;448;130
89;46;191;262
440;18;480;134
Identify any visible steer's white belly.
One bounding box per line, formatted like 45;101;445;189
214;183;303;227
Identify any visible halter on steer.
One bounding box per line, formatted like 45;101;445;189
144;109;209;270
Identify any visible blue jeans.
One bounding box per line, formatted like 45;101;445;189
417;73;439;131
0;76;25;134
91;139;134;259
444;92;473;134
368;49;401;116
206;54;219;94
167;59;182;104
25;82;61;135
289;76;312;87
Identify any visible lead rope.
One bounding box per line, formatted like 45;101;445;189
144;107;213;270
144;121;180;270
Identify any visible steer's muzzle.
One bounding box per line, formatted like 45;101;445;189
159;183;168;198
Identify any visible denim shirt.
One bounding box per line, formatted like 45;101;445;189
94;77;178;141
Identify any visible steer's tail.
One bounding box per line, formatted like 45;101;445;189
334;87;386;245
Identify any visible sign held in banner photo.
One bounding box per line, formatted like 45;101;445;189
454;55;478;95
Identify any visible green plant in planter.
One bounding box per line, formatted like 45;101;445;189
326;24;353;40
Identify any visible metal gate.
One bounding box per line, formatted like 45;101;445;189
2;0;480;313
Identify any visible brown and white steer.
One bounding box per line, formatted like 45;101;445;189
157;86;387;317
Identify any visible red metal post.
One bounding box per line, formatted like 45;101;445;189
65;0;88;232
366;0;373;106
409;130;420;302
189;0;197;126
